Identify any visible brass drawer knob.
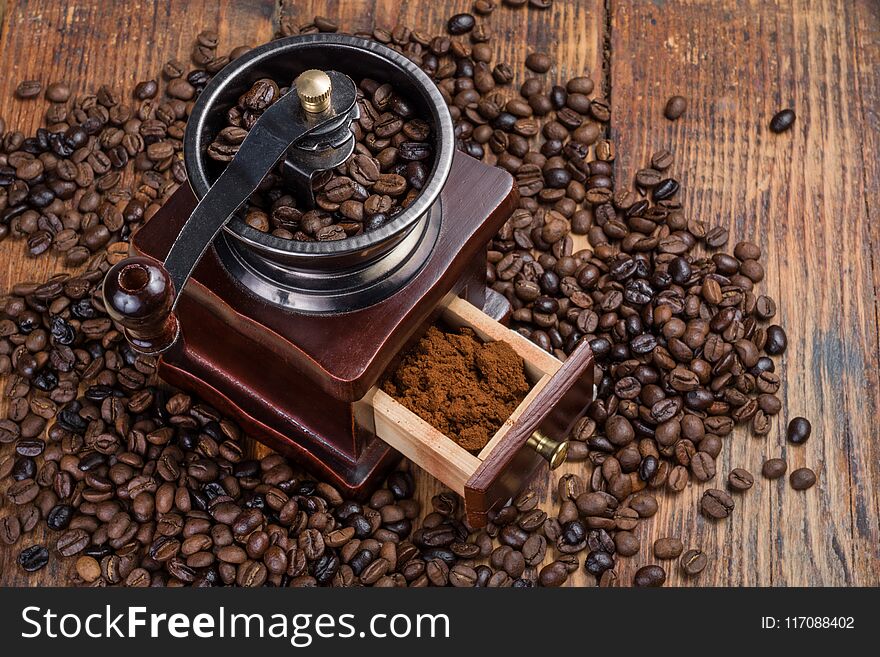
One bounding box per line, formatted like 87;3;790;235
526;431;568;470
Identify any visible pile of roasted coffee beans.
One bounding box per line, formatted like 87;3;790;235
0;266;548;587
0;29;249;264
207;76;435;241
0;3;817;587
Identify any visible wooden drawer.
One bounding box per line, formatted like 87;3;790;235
359;295;595;527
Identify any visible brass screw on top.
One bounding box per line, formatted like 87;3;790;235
295;69;332;113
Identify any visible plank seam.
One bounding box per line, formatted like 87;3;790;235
0;0;7;47
846;0;880;584
836;0;859;588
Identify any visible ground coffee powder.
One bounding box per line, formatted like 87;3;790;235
383;326;530;451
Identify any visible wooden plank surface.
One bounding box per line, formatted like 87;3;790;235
853;0;880;589
607;0;880;586
1;0;877;587
0;0;278;587
0;0;277;316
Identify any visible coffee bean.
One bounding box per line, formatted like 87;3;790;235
667;465;689;493
525;52;551;73
15;80;42;99
680;549;708;576
733;240;761;260
762;458;787;479
447;13;476;35
700;489;734;519
635;168;662;188
728;468;754;491
584;550;614;576
18;545;50;571
8;479;39;505
752;411;772;436
769;109;796;133
786;417;812;444
474;0;497;14
0;420;21;444
613;531;639;557
754;295;776;320
166;78;195;100
633;564;666;587
76;555;102;582
134;79;158;99
47;503;74;530
789;468;817;490
45;82;71;103
705;226;729;248
653;537;683;560
1;515;21;545
538;561;568;587
630;493;658;519
650;149;674;170
653;178;679;200
664;95;687;120
362;558;391;585
690;451;716;482
449;563;477;587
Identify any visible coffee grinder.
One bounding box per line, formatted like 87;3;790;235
103;35;594;526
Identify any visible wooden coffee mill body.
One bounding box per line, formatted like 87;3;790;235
104;35;594;527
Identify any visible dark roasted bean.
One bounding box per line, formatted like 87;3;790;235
787;417;812;444
680;549;708;576
769;109;796;133
789;467;817;491
762;458;787;480
18;545;50;571
447;13;476;35
664;95;687;120
700;489;735;519
632;564;666;587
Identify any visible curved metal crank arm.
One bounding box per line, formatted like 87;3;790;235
162;70;358;310
101;71;358;354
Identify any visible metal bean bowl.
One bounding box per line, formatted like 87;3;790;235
183;34;455;313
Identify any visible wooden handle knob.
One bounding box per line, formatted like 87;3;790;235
103;256;180;355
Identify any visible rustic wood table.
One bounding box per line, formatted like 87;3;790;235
1;0;877;587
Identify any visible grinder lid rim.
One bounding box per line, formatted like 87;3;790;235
183;33;455;260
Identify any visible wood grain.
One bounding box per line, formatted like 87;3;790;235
281;0;604;88
852;0;880;591
607;0;880;586
0;0;277;307
1;0;877;587
0;0;276;586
